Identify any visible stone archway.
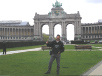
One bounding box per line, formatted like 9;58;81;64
33;0;82;41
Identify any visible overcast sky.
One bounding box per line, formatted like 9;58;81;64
0;0;102;40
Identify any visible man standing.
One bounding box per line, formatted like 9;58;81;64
3;41;6;55
45;35;64;75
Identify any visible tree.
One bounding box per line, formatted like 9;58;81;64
42;33;49;41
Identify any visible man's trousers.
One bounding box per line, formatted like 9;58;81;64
47;54;61;73
3;48;6;54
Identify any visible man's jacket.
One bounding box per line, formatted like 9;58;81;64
47;40;64;54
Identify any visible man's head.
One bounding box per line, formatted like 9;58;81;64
56;35;60;41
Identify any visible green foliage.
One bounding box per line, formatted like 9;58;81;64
42;33;49;41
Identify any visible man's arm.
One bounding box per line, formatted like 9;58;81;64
46;41;53;47
60;42;64;53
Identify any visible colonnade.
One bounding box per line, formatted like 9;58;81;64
0;26;34;40
82;25;102;39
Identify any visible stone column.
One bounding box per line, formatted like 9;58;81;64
20;28;21;37
34;22;40;40
34;22;39;35
27;28;29;36
94;26;95;34
62;21;67;41
6;28;8;40
91;27;93;39
49;22;54;41
12;28;13;40
15;28;17;40
88;27;89;34
81;27;83;35
23;28;26;37
74;21;81;40
30;28;31;36
3;27;5;39
91;27;92;34
99;26;101;38
12;28;13;36
38;22;42;39
84;27;86;35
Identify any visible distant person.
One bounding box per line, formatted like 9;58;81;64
3;41;6;55
45;35;64;75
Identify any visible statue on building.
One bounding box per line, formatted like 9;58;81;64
52;0;62;8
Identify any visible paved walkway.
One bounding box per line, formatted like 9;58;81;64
0;48;41;55
82;60;102;76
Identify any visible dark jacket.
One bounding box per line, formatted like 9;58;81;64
47;40;64;54
3;42;6;50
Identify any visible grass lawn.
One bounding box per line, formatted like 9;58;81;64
0;50;102;76
0;44;102;76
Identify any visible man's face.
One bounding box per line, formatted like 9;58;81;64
56;36;60;41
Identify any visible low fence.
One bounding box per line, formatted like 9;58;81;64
0;41;45;49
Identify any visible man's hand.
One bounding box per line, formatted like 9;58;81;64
46;41;48;44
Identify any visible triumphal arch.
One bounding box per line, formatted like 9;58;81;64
34;0;82;41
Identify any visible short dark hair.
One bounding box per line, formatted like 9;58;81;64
57;34;60;37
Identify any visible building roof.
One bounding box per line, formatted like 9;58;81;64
0;20;30;26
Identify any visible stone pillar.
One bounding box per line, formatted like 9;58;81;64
23;28;26;37
3;27;6;39
12;27;14;39
94;26;95;34
15;28;17;40
62;21;67;41
99;26;100;33
91;27;92;34
27;28;29;36
85;27;86;34
34;22;41;40
20;28;22;37
49;22;54;41
38;22;42;40
88;27;89;34
12;28;13;36
34;22;38;35
30;28;31;36
81;27;83;35
74;21;78;40
17;28;19;37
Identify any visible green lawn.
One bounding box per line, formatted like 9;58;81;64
0;44;102;76
0;51;102;76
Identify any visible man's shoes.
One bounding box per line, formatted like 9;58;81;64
44;71;50;74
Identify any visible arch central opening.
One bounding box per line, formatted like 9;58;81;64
54;24;62;38
67;24;74;41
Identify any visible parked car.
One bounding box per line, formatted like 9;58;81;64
99;40;102;43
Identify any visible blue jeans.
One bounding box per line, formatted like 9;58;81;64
47;54;61;73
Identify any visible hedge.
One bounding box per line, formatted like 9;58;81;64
0;41;45;49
